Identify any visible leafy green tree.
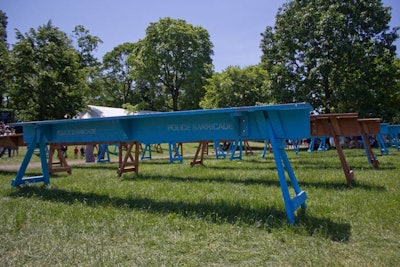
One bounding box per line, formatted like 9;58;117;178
129;17;213;111
127;79;168;112
9;21;87;121
101;42;136;107
73;25;102;68
72;25;104;106
261;0;399;121
390;58;400;123
200;65;270;108
0;10;9;108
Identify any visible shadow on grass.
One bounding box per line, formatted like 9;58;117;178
126;172;385;191
290;157;397;172
299;179;386;191
0;170;21;176
2;161;385;192
72;163;120;171
8;185;351;242
128;173;283;188
199;163;279;172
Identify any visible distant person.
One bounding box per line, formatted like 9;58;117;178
74;146;79;159
80;146;85;158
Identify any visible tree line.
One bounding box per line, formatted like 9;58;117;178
0;0;399;123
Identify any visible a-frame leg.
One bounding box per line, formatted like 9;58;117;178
229;139;243;160
213;141;226;159
168;142;183;163
191;141;209;166
141;144;152;160
268;136;307;225
117;142;139;176
243;140;253;155
11;132;51;186
260;112;307;225
48;144;72;174
261;139;271;158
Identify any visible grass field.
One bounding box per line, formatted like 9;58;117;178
0;143;399;266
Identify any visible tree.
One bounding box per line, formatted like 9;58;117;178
9;21;87;121
261;0;399;121
0;10;9;108
391;58;400;123
101;42;136;107
200;65;270;108
73;25;102;68
72;25;104;106
129;17;213;111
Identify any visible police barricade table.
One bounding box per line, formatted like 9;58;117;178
310;113;381;185
11;103;312;224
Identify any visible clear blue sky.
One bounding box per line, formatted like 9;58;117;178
1;0;399;72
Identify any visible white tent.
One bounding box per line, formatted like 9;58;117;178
74;105;130;119
74;105;159;119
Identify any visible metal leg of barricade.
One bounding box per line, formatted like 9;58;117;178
214;141;226;159
168;143;182;163
261;139;270;158
360;135;379;168
290;139;300;155
141;144;152;160
307;137;315;152
97;144;110;163
269;136;306;224
258;112;307;225
376;134;389;155
318;138;328;151
12;130;50;187
229;139;243;160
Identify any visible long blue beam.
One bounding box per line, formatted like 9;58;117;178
12;103;312;224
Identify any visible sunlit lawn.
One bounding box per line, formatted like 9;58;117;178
0;143;399;266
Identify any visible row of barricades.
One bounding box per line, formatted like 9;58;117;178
1;118;397;184
3;104;400;224
124;114;398;187
380;123;400;150
6;114;396;187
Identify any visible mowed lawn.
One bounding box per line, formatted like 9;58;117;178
0;143;399;266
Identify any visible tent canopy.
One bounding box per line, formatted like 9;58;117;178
74;105;130;119
74;105;158;119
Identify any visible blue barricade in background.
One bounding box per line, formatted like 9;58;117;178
387;124;400;149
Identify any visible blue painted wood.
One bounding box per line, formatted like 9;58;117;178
97;144;110;163
213;141;227;159
12;103;312;224
228;139;243;160
387;124;400;149
141;144;152;160
168;143;183;163
20;104;311;144
380;123;400;151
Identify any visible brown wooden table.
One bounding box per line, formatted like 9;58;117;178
310;113;381;185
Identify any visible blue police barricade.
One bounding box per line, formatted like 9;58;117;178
11;103;312;224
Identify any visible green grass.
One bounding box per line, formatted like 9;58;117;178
0;144;399;266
